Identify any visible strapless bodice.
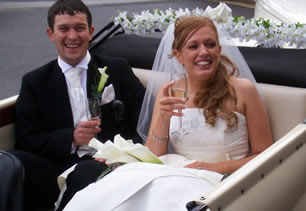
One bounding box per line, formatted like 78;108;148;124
168;108;249;162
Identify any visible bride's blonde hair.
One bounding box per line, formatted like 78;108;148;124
172;16;239;130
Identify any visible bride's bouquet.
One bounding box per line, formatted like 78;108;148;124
89;135;163;180
89;134;163;164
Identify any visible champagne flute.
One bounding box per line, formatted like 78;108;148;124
171;72;188;135
87;97;101;122
87;97;101;140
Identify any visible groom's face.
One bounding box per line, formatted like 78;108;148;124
47;12;94;67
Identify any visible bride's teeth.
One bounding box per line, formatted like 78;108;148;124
197;61;209;65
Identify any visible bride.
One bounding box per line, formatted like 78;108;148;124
63;16;273;211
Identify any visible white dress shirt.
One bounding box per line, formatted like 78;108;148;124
58;51;95;156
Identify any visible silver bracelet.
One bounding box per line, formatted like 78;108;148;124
151;130;169;143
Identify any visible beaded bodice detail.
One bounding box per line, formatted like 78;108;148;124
168;108;249;162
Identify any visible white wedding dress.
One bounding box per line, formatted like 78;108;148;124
63;108;249;211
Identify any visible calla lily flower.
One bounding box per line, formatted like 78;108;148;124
97;66;109;93
89;134;163;164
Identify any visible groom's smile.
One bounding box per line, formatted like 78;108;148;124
47;13;94;67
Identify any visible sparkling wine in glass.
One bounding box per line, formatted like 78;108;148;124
171;72;188;135
171;87;187;98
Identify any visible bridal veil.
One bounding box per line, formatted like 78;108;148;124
137;18;258;142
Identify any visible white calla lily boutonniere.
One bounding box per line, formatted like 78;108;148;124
97;66;109;93
91;66;109;99
89;134;163;165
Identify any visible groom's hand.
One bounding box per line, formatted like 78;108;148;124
73;121;101;145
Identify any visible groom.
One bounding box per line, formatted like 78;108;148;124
10;0;145;210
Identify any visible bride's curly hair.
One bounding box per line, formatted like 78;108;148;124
172;16;239;131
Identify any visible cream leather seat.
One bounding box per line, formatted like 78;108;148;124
0;67;305;211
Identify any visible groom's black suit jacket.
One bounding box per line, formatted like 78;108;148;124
15;54;145;160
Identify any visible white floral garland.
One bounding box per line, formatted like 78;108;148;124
113;4;306;48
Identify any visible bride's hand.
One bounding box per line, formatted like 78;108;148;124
159;81;186;120
185;161;225;174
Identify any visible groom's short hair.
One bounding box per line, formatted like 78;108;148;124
47;0;92;31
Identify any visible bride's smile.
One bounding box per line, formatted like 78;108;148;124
174;26;221;83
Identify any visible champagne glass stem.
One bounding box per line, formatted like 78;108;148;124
171;72;188;135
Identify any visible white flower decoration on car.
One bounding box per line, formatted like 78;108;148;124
203;3;232;23
113;2;306;48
